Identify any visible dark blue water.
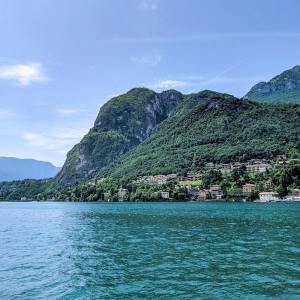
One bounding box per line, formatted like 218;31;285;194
0;202;299;299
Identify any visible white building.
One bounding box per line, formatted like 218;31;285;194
258;192;280;202
246;163;271;173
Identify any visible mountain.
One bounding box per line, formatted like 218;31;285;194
1;89;300;200
103;90;300;183
56;88;183;186
244;65;300;103
0;157;60;181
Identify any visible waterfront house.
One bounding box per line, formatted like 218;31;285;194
103;192;110;201
216;194;224;200
291;189;300;200
258;192;280;202
242;183;256;194
198;189;210;200
118;188;129;201
161;191;170;199
210;185;223;198
292;189;300;197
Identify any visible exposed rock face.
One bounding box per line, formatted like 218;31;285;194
244;65;300;103
56;88;183;185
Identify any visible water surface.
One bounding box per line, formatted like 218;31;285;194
0;202;299;299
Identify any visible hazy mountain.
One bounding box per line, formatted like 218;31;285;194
244;65;300;103
0;157;60;181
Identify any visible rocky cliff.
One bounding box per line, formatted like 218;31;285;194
56;88;183;185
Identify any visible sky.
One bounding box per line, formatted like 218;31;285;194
0;0;300;166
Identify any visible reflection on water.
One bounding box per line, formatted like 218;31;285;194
0;202;300;299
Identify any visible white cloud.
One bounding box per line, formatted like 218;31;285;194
23;133;51;149
152;79;193;89
22;129;86;153
138;0;160;10
0;108;16;119
0;62;49;86
56;108;81;116
130;53;163;67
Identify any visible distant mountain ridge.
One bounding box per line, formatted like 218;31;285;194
0;157;60;181
244;65;300;103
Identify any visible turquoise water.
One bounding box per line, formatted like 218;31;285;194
0;202;299;299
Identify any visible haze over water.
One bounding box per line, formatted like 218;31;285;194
0;202;299;299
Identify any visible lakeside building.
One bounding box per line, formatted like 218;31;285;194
135;174;177;186
103;193;110;201
290;189;300;201
258;192;280;202
209;185;223;198
216;194;224;200
118;188;129;201
276;158;300;168
160;192;170;199
186;173;202;180
292;189;300;197
198;189;210;200
246;163;271;173
242;183;256;194
205;162;216;170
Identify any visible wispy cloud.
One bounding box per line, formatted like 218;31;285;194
152;79;194;89
138;0;160;11
0;62;49;86
22;129;86;153
56;108;82;116
130;52;163;67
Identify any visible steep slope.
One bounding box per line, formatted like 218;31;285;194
56;88;183;185
244;65;300;103
104;91;300;183
0;157;60;181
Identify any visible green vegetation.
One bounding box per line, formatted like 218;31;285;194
245;65;300;104
1;86;300;201
0;179;50;201
103;91;300;185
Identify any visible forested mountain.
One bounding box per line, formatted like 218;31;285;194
103;91;300;184
56;88;183;186
0;157;60;182
1;84;300;200
244;65;300;103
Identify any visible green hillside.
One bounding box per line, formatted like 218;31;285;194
244;65;300;104
104;91;300;184
1;89;300;201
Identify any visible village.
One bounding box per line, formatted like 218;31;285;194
90;156;300;203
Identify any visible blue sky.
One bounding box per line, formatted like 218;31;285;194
0;0;300;166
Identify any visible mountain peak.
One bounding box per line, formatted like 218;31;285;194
244;65;300;104
56;87;184;185
292;65;300;72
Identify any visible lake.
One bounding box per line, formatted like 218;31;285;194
0;201;299;299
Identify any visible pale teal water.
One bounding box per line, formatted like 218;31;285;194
0;202;300;299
